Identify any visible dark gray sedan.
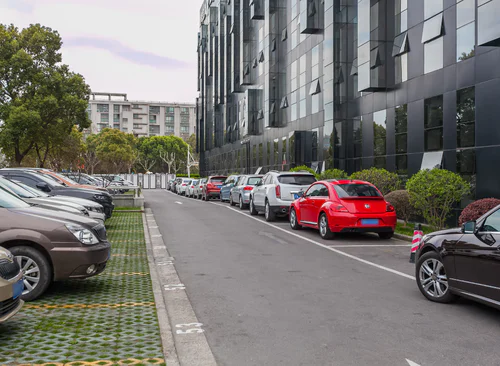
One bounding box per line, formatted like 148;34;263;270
229;175;263;209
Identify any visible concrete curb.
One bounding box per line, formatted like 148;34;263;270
142;211;180;366
394;233;412;242
143;208;218;366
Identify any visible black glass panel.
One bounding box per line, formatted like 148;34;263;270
425;128;444;151
457;122;475;148
457;149;476;175
396;133;408;153
396;155;408;175
374;157;386;169
395;105;408;133
457;87;475;123
424;95;443;129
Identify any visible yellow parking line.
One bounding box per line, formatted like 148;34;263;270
105;272;149;276
24;302;155;310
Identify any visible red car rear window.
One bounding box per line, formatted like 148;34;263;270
334;184;381;198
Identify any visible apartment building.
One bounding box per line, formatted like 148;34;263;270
197;0;500;200
87;92;196;139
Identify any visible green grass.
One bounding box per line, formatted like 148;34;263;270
0;212;165;365
114;206;143;211
395;222;436;237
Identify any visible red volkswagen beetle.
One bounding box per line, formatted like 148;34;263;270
289;179;397;240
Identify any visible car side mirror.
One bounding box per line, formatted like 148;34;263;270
36;182;50;192
462;221;477;234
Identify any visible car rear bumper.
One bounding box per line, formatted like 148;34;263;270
329;213;397;233
270;205;291;215
207;189;221;197
50;241;111;280
0;272;24;323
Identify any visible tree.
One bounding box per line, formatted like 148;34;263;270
150;135;188;174
47;126;85;171
92;128;136;174
319;169;348;180
83;134;100;175
290;165;318;178
406;169;470;229
136;137;157;173
350;168;400;196
385;190;416;227
0;24;91;166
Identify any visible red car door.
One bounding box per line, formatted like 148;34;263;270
309;183;330;225
300;184;321;225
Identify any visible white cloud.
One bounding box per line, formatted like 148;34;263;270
0;0;201;102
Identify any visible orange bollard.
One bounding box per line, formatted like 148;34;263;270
410;223;423;264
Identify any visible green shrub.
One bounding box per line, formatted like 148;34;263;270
385;190;416;227
406;169;470;229
350;168;400;195
318;169;349;180
290;165;318;178
176;173;200;178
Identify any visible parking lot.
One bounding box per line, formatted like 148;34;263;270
0;212;165;366
145;189;500;366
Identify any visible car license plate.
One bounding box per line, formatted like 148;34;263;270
13;279;24;299
361;219;379;225
293;193;301;199
216;185;221;188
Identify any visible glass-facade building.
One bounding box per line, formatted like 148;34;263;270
196;0;500;200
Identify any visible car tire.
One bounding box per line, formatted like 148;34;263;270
289;208;302;230
239;196;245;210
10;246;52;302
318;213;335;240
264;200;276;222
379;232;394;240
230;195;235;206
249;197;258;215
416;251;457;304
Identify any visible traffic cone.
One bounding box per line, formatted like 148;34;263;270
409;223;423;264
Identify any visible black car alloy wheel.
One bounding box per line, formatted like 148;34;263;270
416;251;456;303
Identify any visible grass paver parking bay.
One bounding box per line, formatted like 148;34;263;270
0;213;165;366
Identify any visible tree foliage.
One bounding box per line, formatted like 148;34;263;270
350;168;400;195
0;24;91;166
318;169;348;180
91;128;137;174
385;190;416;227
406;169;470;229
290;165;318;178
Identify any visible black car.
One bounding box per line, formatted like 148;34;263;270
416;204;500;309
0;170;114;219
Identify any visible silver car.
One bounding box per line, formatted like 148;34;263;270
187;180;199;198
193;178;207;199
176;178;192;196
229;175;263;209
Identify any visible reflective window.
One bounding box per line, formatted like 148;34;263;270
396;155;408;175
358;62;370;91
425;128;443;151
395;104;408;154
353;118;362;158
422;13;444;43
478;0;500;46
421;151;443;170
324;120;334;169
373;110;387;156
424;0;443;20
393;32;409;56
457;22;476;62
457;87;475;148
358;0;370;45
396;53;408;83
424;37;443;74
457;0;475;28
482;207;500;232
425;96;443;152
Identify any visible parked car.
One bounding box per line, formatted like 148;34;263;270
0;178;87;217
13;181;106;223
229;175;263;209
0;247;24;323
167;179;175;191
194;178;207;199
0;190;111;300
171;179;179;193
63;172;100;186
0;170;115;219
415;204;500;309
176;178;192;196
220;175;240;202
202;176;227;201
37;170;108;192
289;180;397;240
187;180;199;198
250;171;317;221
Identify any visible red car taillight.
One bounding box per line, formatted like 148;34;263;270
386;203;395;212
330;204;348;213
207;183;214;189
275;185;281;199
182;184;186;186
243;186;253;191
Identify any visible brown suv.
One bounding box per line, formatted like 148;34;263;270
0;247;24;322
0;189;111;301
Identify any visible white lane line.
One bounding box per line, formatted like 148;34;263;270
175;201;183;205
208;201;414;281
406;359;421;366
328;244;411;248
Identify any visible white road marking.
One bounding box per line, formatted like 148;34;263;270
175;201;183;205
328;244;411;248
150;226;159;229
406;359;421;366
209;201;415;281
152;234;163;238
175;323;205;334
259;231;289;245
164;284;186;290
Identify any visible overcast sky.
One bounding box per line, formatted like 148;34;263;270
0;0;201;104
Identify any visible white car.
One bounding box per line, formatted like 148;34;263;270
249;170;317;222
176;178;192;196
193;178;207;199
187;180;199;198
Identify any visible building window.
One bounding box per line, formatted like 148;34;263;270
123;105;131;112
166;107;175;114
324;121;334;169
165;125;175;133
396;155;408;176
353;118;362;158
113;114;120;123
97;104;109;113
122;128;128;132
180;126;189;133
274;138;279;169
100;113;109;123
181;107;189;114
373;110;387;162
113;105;120;113
457;0;475;62
457;87;475;148
133;114;141;119
123;117;128;123
478;0;500;46
424;0;443;20
424;95;443;152
395;105;408;154
133;124;140;129
395;0;408;35
422;12;444;74
181;115;190;123
132;104;140;109
149;106;160;114
149;115;157;124
113;124;120;129
165;115;175;123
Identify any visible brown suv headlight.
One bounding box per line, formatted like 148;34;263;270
65;224;99;245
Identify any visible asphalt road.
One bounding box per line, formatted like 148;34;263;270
145;189;500;366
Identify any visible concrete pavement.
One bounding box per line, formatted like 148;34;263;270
145;189;500;366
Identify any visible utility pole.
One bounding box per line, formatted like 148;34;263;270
186;145;198;178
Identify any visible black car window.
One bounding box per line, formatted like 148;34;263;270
10;175;37;187
334;184;382;198
482;209;500;232
317;184;330;197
